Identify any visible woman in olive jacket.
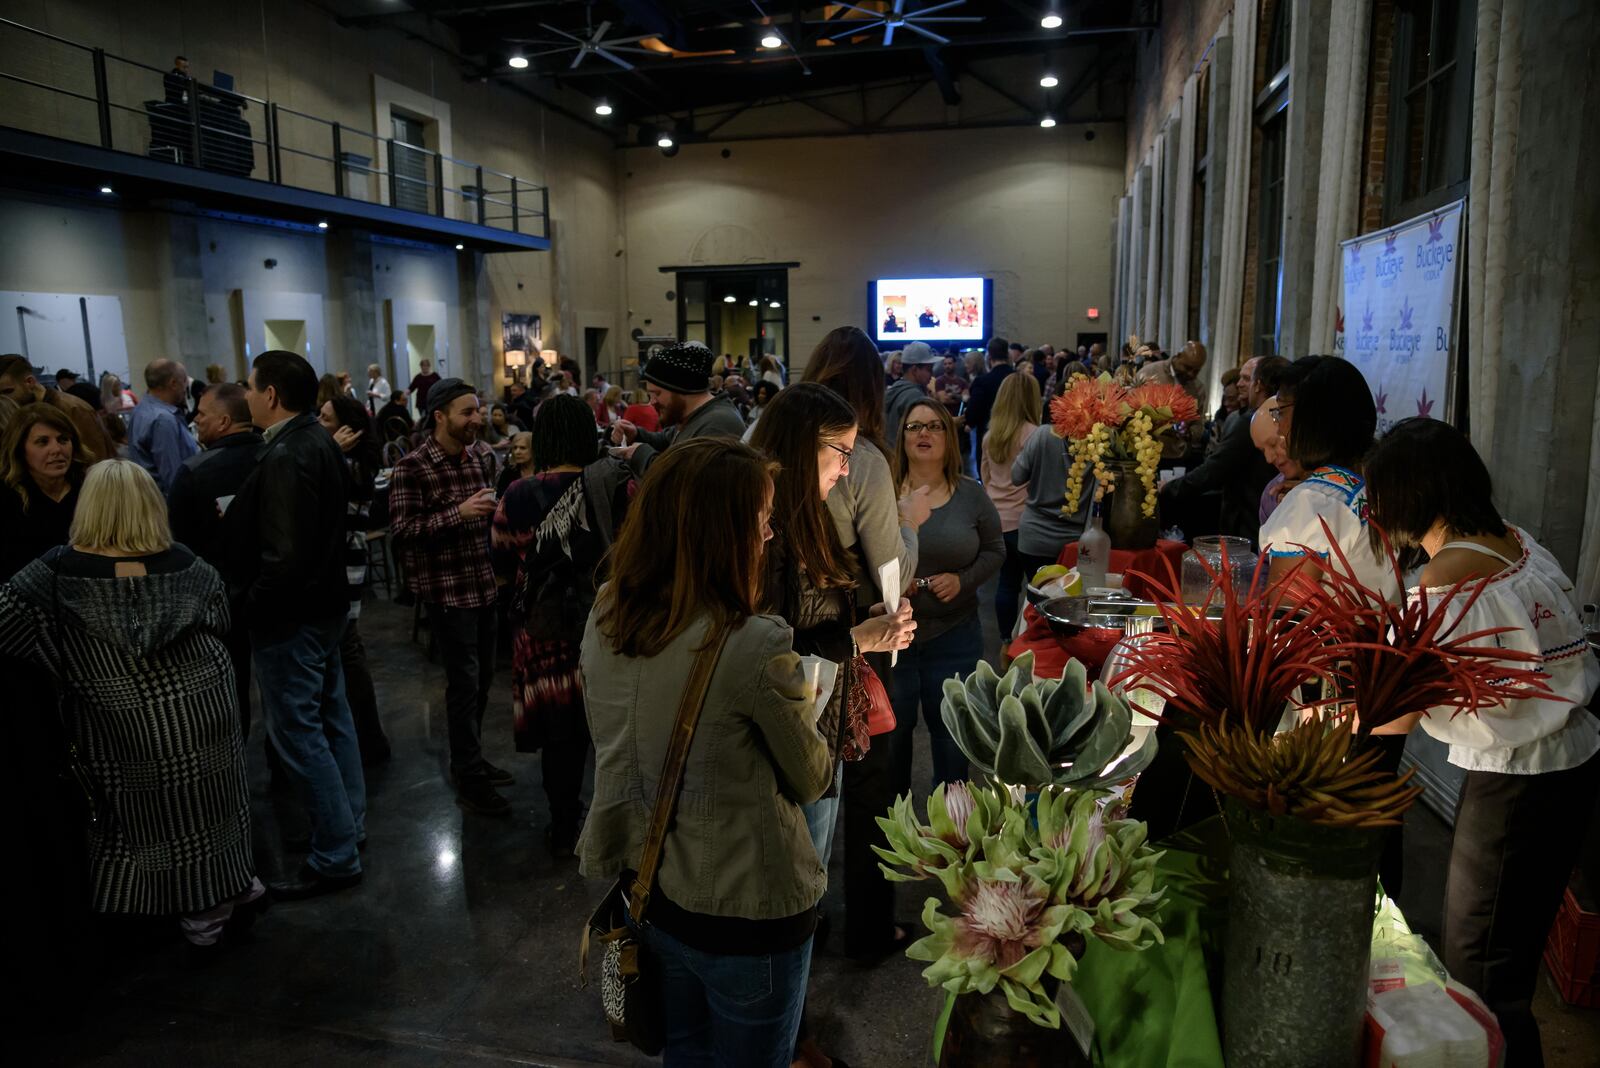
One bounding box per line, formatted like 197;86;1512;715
579;438;832;1068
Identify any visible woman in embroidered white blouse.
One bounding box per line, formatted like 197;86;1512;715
1364;417;1599;1066
1258;356;1402;603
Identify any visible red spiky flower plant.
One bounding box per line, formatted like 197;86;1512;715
1110;521;1552;828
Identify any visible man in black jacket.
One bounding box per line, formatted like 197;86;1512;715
1158;355;1286;544
169;382;262;734
228;350;365;901
964;336;1016;465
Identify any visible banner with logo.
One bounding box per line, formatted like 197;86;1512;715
1334;199;1463;433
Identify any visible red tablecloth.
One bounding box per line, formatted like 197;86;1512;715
1006;538;1189;679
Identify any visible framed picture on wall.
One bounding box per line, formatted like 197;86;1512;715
501;312;541;360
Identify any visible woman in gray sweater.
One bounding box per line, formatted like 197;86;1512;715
889;399;1004;794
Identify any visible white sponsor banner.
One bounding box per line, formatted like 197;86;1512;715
1334;199;1463;433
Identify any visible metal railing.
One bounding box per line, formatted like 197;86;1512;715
0;17;550;239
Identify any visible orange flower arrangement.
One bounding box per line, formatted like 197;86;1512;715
1050;374;1201;516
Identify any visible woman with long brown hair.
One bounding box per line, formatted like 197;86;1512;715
801;325;930;963
981;370;1042;637
0;403;91;580
580;437;832;1067
890;398;1004;793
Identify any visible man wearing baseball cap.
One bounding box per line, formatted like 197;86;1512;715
608;341;746;476
884;341;939;451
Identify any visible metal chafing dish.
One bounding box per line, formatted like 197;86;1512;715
1039;594;1225;640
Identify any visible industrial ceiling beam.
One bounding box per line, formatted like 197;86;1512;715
922;46;961;106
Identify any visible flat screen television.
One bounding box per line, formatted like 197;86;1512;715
868;276;992;345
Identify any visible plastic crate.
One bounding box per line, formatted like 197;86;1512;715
1543;886;1600;1008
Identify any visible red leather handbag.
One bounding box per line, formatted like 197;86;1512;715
853;655;896;736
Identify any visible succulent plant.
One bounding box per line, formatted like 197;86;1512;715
940;651;1158;791
875;781;1166;1028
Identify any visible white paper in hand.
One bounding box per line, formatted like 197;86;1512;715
797;656;840;725
878;560;902;667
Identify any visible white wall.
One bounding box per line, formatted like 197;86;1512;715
619;123;1126;367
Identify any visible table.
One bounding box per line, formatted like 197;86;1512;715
1005;538;1189;679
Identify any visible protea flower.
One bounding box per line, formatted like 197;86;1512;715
953;878;1056;969
1127;381;1200;425
1050;374;1129;440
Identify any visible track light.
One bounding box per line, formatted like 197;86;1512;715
1040;12;1063;29
657;134;674;149
508;53;529;69
761;32;783;49
1040;116;1057;128
1040;73;1058;88
594;100;613;116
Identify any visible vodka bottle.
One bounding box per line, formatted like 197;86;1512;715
1077;500;1109;590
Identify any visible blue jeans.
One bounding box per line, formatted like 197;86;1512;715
645;925;813;1067
889;613;979;795
253;614;366;877
801;763;843;871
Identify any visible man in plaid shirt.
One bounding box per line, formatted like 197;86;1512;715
388;378;513;816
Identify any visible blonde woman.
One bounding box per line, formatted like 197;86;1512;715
0;459;262;951
981;371;1042;636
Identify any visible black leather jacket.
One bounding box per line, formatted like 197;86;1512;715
225;412;352;635
169;430;264;571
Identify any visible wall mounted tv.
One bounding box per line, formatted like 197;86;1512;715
868;277;992;345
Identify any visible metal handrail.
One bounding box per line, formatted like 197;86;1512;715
0;15;549;238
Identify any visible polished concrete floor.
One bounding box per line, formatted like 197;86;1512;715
16;578;1600;1066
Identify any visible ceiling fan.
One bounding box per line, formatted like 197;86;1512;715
508;5;659;71
809;0;984;47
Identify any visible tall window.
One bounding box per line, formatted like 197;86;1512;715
390;112;431;214
1387;0;1475;221
1253;0;1292;357
1189;64;1211;340
675;268;789;364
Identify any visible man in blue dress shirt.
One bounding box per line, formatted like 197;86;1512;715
126;358;198;494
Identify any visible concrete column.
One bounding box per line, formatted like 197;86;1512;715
1129;163;1152;344
1198;34;1235;352
327;229;379;376
155;210;211;376
1279;0;1334;357
457;250;494;389
1484;0;1600;578
551;216;575;361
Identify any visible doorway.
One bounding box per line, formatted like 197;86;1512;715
405;324;437;385
675;267;789;370
390;112;431;213
264;319;308;357
584;326;608;386
1075;332;1108;355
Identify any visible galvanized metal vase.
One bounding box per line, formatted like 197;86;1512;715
1103;459;1158;550
937;982;1091;1068
1221;799;1386;1068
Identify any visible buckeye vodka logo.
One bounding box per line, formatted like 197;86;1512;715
1375;231;1405;288
1389;297;1423;363
1352;302;1380;354
1416;215;1455;282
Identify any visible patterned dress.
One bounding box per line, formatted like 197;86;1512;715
491;462;631;751
0;546;253;914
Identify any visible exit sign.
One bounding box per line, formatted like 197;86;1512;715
1086;307;1100;320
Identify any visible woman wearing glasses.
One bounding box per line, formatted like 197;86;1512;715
889;400;1004;793
1259;355;1400;603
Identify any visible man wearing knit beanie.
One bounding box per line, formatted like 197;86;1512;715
608;341;746;475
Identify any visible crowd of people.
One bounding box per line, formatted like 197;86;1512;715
3;316;1595;1066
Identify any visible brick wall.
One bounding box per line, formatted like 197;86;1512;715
1358;0;1396;232
1124;0;1234;183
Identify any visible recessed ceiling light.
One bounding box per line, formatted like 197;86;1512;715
769;300;781;309
657;134;674;149
508;54;529;69
748;299;759;306
1040;116;1057;128
723;294;737;303
99;185;113;194
454;243;464;250
1040;74;1059;88
317;220;329;229
1041;13;1064;29
761;33;783;49
594;101;613;116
